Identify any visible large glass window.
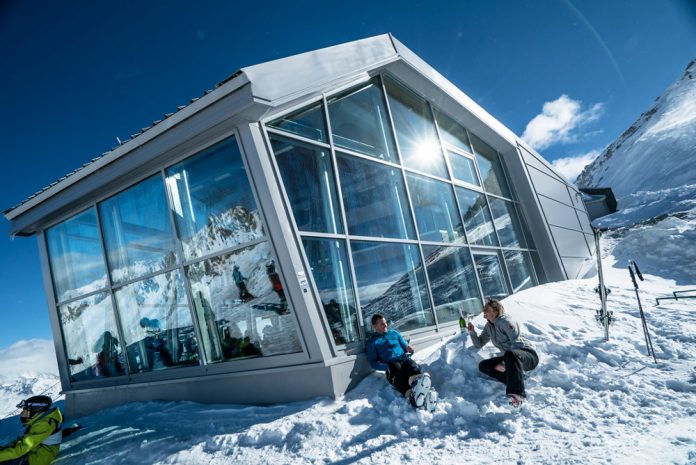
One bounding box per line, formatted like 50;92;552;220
272;135;343;234
114;270;199;373
59;292;126;381
99;175;177;284
384;77;448;179
302;238;360;345
472;253;508;300
504;250;536;292
337;154;415;239
435;111;472;153
46;208;108;303
447;150;480;187
470;134;511;198
456;187;499;246
489;198;528;248
165;137;263;261
187;241;302;362
422;245;480;324
406;173;464;243
351;241;433;332
267;102;328;143
328;78;398;162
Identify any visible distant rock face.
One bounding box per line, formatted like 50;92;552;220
576;58;696;198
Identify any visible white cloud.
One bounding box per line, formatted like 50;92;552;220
522;95;603;150
0;339;58;382
551;150;601;183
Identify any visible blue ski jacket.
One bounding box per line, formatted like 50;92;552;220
366;329;409;371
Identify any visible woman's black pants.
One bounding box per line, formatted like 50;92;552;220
478;348;539;397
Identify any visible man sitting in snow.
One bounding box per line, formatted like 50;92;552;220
0;395;62;465
366;314;436;410
467;299;539;408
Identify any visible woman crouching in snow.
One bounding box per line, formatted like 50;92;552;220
467;299;539;408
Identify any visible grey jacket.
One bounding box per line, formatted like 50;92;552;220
469;314;534;353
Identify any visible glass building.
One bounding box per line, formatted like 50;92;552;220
3;35;594;416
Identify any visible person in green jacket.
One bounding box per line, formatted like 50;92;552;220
0;396;62;465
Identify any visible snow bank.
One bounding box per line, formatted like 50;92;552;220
3;254;695;464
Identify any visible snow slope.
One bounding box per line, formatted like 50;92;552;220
2;243;695;464
576;58;696;198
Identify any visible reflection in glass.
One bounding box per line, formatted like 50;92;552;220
46;208;108;303
456;187;499;246
351;241;433;332
272;136;343;234
470;133;511;198
338;154;415;239
472;253;508;300
489;198;527;248
187;241;302;362
504;250;536;292
267;102;328;143
114;270;199;373
447;150;480;186
435;111;472;153
328;78;398;162
99;175;177;284
422;245;480;324
384;77;448;178
302;238;359;345
165;137;263;260
406;173;464;243
59;293;126;381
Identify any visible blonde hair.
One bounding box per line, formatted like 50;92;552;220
485;299;505;316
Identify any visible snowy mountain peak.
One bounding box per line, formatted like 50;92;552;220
576;56;696;198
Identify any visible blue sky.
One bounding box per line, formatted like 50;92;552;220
1;0;695;350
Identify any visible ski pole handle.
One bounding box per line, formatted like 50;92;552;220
633;261;644;281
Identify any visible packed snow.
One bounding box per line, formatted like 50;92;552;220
2;230;696;464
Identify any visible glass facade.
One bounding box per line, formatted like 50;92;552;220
47;136;303;383
267;74;539;337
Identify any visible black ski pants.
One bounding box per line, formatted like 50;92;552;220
478;348;539;397
387;357;422;395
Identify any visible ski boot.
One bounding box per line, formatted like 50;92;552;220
424;389;438;412
408;373;432;409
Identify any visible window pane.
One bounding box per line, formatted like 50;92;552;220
456;187;499;246
338;154;415;239
489;198;528;248
504;250;536;292
267;102;328;143
422;245;480;324
384;77;448;178
470;133;511;198
59;292;126;381
187;241;302;362
114;270;199;373
99;175;177;284
272;135;343;234
472;253;508;300
351;241;433;332
328;78;398;162
46;208;108;303
165;137;263;261
435;111;472;153
530;251;547;284
406;173;464;243
302;238;359;345
447;150;480;186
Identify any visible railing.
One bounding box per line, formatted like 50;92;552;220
655;289;696;305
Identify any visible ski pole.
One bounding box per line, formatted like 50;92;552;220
628;260;657;363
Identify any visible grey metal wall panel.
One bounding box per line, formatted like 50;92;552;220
527;166;573;207
577;210;594;235
561;256;588;280
538;195;583;230
549;225;591;258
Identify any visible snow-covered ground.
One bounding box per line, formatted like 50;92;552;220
2;231;695;464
